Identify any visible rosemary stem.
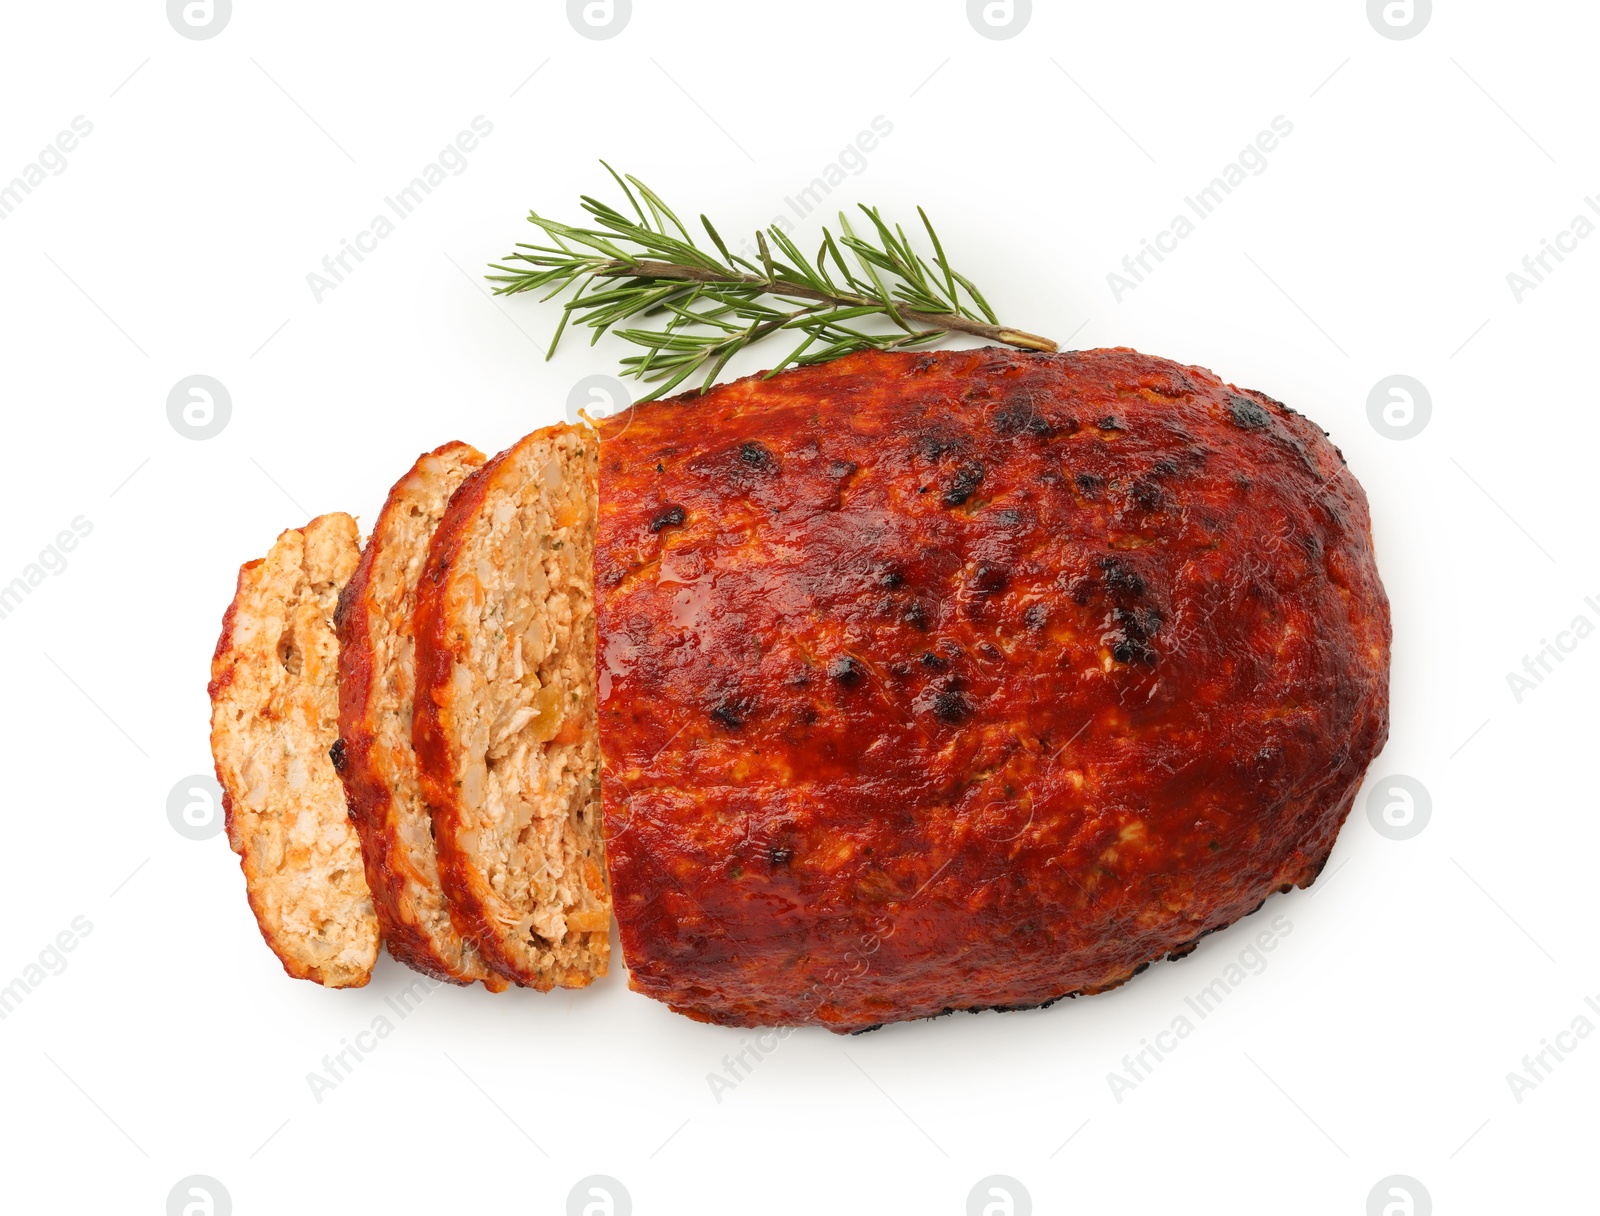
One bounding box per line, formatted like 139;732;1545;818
491;171;1062;397
589;259;1058;353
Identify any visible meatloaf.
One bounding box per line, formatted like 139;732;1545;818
593;346;1390;1032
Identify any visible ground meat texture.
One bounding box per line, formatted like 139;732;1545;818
209;513;378;988
594;347;1390;1032
412;425;610;990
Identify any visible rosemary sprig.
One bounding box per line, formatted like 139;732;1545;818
487;163;1057;401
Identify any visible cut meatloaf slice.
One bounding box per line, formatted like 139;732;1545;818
413;424;609;990
335;442;510;990
209;512;379;987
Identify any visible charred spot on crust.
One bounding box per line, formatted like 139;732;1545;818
1023;603;1049;630
710;700;746;730
1096;415;1122;431
769;845;794;867
829;458;859;481
1108;605;1162;665
993;508;1024;528
914;429;964;461
1100;557;1146;598
649;504;686;533
878;566;905;589
943;464;984;507
1112;639;1157;665
329;737;347;772
1139;370;1201;399
828;656;864;686
1229;396;1271;429
1130;480;1163;512
1074;472;1103;498
932;687;972;724
903;600;930;631
688;440;780;492
1115;604;1161;639
971;563;1010;596
991;399;1055;438
920;650;948;670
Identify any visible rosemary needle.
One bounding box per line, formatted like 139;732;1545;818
487;163;1057;402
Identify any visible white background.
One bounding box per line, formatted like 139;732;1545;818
1;2;1594;1213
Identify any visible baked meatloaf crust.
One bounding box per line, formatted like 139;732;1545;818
594;346;1390;1032
334;442;505;989
412;424;610;990
209;512;380;988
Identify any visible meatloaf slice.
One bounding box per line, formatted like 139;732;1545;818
335;442;509;989
412;424;609;990
208;512;379;987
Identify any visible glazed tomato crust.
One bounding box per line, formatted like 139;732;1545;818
595;347;1390;1032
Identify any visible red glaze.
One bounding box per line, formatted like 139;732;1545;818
595;347;1390;1032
